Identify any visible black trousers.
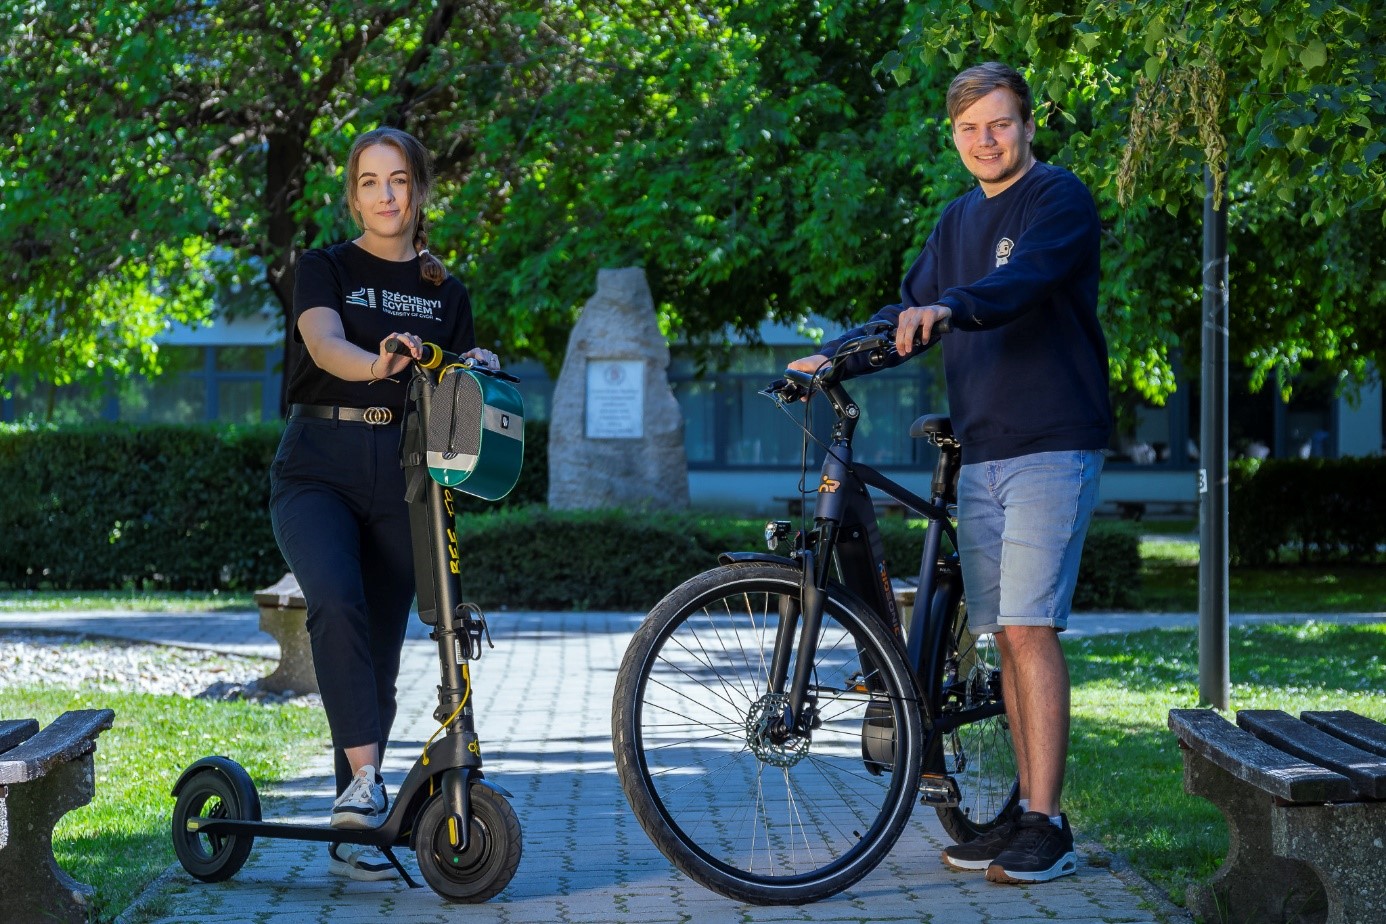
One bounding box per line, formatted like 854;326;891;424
269;416;415;794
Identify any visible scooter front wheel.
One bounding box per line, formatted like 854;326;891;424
171;758;261;882
415;784;522;902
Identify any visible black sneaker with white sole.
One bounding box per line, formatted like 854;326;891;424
985;812;1078;883
940;803;1023;871
328;842;396;881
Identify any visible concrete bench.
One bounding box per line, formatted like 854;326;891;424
254;572;318;694
0;709;116;924
1168;708;1386;924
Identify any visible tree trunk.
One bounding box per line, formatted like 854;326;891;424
265;130;309;418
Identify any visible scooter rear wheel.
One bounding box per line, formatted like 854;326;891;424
171;760;261;882
416;785;522;902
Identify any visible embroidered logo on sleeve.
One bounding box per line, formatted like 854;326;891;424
995;237;1014;267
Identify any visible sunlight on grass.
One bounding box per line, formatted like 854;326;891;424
1064;622;1386;908
0;591;252;612
1136;533;1386;613
0;687;327;922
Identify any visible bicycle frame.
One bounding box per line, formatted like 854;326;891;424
754;370;996;747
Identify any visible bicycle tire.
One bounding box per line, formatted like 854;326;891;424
612;561;925;905
928;594;1019;842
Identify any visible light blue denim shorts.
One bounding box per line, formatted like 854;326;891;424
956;449;1104;634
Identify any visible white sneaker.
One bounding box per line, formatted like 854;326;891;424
330;765;388;829
328;842;397;881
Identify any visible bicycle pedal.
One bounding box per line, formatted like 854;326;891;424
919;772;961;807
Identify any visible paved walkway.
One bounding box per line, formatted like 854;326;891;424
2;607;1376;924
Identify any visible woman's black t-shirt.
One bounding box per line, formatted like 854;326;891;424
288;242;476;408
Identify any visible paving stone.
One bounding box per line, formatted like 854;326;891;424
0;608;1213;924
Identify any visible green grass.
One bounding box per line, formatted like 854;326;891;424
0;686;327;922
1063;621;1386;909
0;590;250;612
1137;531;1386;612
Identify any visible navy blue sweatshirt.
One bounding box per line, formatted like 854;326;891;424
821;162;1111;464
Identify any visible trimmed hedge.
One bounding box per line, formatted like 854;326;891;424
2;422;1138;608
0;420;548;591
1;423;283;590
453;509;1141;611
1229;456;1386;566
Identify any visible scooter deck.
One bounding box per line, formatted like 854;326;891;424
184;816;410;847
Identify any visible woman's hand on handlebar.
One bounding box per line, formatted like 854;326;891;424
894;305;952;357
461;347;501;371
377;332;428;380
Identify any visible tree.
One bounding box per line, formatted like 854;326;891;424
888;0;1386;400
7;1;1380;406
5;0;959;397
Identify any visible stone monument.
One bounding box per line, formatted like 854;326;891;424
548;268;690;510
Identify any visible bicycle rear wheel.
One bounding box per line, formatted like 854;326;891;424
612;561;925;905
929;596;1019;842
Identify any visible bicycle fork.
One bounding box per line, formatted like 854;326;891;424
764;545;833;740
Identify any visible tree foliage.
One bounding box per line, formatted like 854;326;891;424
2;0;1382;405
4;0;957;390
892;0;1386;398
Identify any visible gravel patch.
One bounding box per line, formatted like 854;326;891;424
0;630;320;704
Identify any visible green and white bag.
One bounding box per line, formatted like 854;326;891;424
425;364;525;501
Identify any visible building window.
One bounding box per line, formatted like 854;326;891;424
669;346;944;469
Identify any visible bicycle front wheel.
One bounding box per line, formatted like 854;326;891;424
930;596;1019;842
612;562;925;905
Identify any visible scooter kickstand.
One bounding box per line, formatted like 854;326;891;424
381;846;421;888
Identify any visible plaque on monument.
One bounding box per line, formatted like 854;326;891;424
585;359;644;439
548;267;689;510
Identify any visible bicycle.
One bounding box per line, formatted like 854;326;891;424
611;320;1017;904
170;340;524;902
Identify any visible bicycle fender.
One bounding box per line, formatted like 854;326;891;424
717;551;797;567
713;554;896;630
170;755;248;798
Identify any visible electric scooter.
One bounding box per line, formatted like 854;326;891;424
170;340;524;902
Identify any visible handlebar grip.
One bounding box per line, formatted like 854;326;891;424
912;316;952;349
383;338;443;369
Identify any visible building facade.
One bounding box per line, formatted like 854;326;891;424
7;313;1380;516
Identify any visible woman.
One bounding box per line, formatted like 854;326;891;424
269;127;499;881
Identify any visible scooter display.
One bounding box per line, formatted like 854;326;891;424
169;340;524;902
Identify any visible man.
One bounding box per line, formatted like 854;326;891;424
789;62;1111;884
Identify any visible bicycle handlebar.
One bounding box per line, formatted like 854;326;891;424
765;317;951;402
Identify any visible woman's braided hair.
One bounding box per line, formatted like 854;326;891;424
344;127;446;286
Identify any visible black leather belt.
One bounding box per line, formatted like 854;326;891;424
289;403;397;426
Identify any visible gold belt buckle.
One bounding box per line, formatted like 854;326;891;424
363;406;393;425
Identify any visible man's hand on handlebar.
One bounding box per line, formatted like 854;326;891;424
787;354;830;377
894;305;952;357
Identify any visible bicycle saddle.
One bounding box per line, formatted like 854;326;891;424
909;414;953;440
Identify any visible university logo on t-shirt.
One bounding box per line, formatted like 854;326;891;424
346;287;376;309
381;290;443;320
344;286;442;321
995;238;1014;267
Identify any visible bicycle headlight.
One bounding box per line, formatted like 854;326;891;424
764;520;792;551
